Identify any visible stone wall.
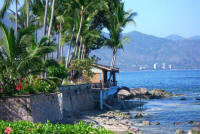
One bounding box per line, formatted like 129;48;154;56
0;84;95;122
59;84;95;114
0;93;63;123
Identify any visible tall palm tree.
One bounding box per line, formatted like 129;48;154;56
65;0;107;66
106;2;137;68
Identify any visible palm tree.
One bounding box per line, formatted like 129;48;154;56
106;2;137;68
0;0;19;36
65;0;107;66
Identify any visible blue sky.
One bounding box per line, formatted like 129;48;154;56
124;0;200;37
0;0;200;38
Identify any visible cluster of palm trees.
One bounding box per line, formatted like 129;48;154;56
0;0;137;83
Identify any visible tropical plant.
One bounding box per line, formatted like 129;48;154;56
0;22;56;96
0;120;114;134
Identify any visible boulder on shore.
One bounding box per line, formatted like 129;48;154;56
149;89;173;99
116;88;173;100
117;89;132;100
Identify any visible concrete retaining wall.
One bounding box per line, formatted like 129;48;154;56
0;93;63;123
59;84;95;114
0;84;95;122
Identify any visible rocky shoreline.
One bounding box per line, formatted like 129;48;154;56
61;110;144;134
59;87;200;134
117;87;174;100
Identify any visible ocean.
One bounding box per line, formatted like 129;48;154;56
117;70;200;134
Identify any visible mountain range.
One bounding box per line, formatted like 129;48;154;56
92;31;200;71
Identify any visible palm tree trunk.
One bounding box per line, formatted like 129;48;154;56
26;0;29;27
57;33;60;59
81;43;84;60
70;6;84;60
111;48;117;68
48;0;56;37
15;0;18;37
60;46;63;59
59;23;62;60
43;0;49;35
65;10;77;67
78;36;83;60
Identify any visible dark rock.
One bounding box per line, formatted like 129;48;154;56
188;121;194;124
180;97;187;100
196;97;200;100
135;113;144;119
154;122;160;125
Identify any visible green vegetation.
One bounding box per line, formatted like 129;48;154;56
0;120;114;134
0;0;136;96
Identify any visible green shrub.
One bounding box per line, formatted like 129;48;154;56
0;77;58;97
69;59;94;82
47;64;68;80
23;77;58;94
0;120;114;134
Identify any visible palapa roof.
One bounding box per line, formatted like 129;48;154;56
93;63;119;72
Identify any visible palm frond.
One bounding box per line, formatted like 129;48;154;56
0;0;13;19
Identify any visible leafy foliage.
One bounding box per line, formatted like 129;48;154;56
0;23;57;97
69;59;94;82
0;120;114;134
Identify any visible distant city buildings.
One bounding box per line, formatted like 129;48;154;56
136;63;174;71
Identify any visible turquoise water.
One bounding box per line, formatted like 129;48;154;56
117;70;200;134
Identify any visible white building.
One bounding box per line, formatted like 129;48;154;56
162;63;166;70
153;63;157;70
168;64;172;70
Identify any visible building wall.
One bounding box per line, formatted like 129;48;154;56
90;73;101;83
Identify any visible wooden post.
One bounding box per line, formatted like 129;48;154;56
104;70;108;88
100;80;103;110
113;72;116;86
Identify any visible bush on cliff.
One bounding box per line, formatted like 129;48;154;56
0;120;114;134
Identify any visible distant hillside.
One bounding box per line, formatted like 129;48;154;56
166;34;185;41
189;36;200;41
92;31;200;71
